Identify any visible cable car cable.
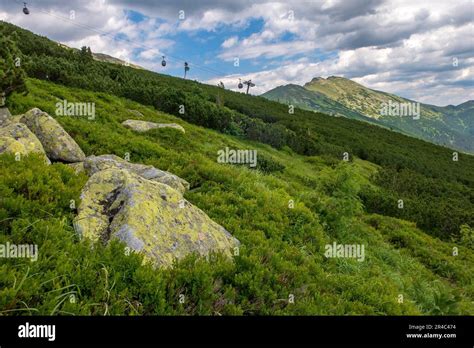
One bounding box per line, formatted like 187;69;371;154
14;0;254;90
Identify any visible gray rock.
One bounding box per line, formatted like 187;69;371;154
75;167;239;268
0;122;50;163
19;108;86;162
83;154;190;195
122;119;185;133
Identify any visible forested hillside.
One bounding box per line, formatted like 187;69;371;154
0;21;473;315
262;77;474;153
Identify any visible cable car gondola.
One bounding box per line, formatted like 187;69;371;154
23;2;30;15
161;56;166;67
238;78;243;89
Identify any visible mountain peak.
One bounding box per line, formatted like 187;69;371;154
308;77;324;83
304;76;348;87
456;100;474;108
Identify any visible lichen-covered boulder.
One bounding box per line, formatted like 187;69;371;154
74;168;239;268
83;154;190;195
122;119;185;133
0;123;50;163
0;107;12;126
19;108;86;162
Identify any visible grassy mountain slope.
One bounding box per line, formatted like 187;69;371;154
262;76;474;153
428;101;474;136
303;76;437;120
261;84;375;122
2;19;472;241
1;78;473;315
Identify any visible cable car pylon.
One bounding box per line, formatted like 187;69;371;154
242;79;255;94
184;62;190;79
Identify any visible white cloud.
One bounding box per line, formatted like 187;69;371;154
208;19;474;106
206;0;474;105
221;36;238;48
219;40;318;60
139;48;160;60
0;0;472;105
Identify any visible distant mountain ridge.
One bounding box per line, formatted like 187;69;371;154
91;52;144;70
57;42;143;69
262;77;474;153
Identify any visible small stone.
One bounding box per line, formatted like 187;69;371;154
122;119;185;133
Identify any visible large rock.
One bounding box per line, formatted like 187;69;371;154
122;119;185;133
20;108;86;162
0;123;50;163
83;154;190;195
74;168;239;268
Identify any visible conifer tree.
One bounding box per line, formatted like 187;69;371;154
79;46;93;62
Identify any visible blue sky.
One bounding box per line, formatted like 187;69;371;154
121;15;308;84
0;0;473;105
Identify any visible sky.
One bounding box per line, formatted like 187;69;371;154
0;0;473;106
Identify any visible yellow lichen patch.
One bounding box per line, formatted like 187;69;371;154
84;154;190;194
75;167;239;268
0;136;27;154
75;168;125;241
0;123;50;163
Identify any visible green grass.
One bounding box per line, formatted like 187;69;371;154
0;78;472;315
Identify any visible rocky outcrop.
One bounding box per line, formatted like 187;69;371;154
19;108;86;162
122;119;185;133
1;105;236;268
83;154;190;195
0;123;50;163
74;167;239;268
